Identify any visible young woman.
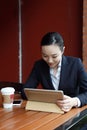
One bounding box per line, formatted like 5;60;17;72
22;32;87;112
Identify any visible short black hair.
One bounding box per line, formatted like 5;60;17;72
41;32;64;51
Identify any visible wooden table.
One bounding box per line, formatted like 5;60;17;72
0;101;87;130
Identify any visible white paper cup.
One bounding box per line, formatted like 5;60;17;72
1;87;15;108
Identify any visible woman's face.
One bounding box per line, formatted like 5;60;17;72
41;44;64;69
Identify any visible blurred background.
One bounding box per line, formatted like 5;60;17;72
0;0;85;83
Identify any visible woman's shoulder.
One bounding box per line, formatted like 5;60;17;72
35;59;45;63
34;59;48;67
64;55;81;62
63;56;83;66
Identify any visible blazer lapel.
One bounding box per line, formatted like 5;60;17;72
43;63;55;90
59;56;68;90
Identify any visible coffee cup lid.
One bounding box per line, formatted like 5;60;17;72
1;87;15;93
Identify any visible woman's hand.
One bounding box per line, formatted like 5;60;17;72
56;95;78;112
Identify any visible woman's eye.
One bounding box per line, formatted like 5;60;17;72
52;56;57;58
43;55;48;58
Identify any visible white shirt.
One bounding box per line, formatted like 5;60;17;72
50;60;61;90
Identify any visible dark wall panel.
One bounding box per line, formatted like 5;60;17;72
0;0;19;82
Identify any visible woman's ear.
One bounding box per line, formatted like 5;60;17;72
62;46;65;54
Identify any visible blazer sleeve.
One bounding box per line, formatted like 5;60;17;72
21;62;40;99
76;58;87;106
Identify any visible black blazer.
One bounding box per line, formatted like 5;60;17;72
23;55;87;106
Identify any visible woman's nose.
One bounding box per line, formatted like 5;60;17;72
47;58;53;63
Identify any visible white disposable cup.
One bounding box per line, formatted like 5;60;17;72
1;87;15;108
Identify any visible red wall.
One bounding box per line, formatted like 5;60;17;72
0;1;19;82
0;0;83;83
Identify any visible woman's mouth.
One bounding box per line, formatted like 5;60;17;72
48;63;54;67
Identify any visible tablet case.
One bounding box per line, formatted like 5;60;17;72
24;88;64;113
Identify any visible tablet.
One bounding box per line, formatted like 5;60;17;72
24;88;64;103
